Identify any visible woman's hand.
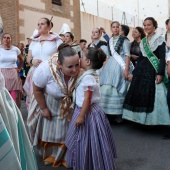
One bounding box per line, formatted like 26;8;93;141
32;59;42;67
156;75;163;84
41;108;52;120
123;69;129;80
75;115;85;127
128;74;133;81
16;67;22;72
131;54;138;60
100;27;106;34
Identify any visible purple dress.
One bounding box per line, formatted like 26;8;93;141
65;72;117;170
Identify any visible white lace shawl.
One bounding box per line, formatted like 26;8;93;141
140;32;165;57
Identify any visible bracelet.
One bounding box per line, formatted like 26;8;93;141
30;59;33;64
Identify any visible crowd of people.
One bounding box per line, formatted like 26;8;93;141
1;16;170;170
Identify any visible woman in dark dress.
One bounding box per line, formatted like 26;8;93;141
123;17;170;125
130;27;146;66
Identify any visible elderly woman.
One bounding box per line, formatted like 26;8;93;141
27;43;80;168
23;17;62;109
0;72;37;170
123;17;170;125
0;33;23;108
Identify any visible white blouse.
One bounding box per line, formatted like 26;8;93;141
0;46;21;68
29;35;62;61
76;75;100;107
33;60;73;99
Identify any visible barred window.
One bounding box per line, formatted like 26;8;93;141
52;0;62;6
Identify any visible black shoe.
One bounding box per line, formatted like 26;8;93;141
162;134;170;140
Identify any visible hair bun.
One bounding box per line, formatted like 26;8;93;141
97;48;106;63
58;43;70;52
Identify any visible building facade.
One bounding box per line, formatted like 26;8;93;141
0;0;81;45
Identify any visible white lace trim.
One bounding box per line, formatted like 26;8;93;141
140;32;165;57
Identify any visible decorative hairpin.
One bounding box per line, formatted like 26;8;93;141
50;16;53;22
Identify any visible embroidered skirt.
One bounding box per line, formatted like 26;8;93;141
65;103;117;170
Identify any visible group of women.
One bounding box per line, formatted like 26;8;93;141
1;16;170;170
99;17;170;125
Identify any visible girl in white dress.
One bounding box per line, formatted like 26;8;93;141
65;47;117;170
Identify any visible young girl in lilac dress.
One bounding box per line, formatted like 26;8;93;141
65;47;117;170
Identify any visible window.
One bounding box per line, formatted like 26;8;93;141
52;0;62;6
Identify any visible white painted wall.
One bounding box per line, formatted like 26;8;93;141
80;0;168;34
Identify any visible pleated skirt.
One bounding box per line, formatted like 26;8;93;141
27;94;69;168
65;103;117;170
0;68;22;91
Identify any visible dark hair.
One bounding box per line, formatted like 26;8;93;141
58;43;77;64
40;17;51;27
50;21;53;28
19;42;24;48
79;39;87;43
121;25;130;36
111;21;120;27
65;32;74;41
85;47;106;69
59;34;64;37
144;17;158;29
135;26;146;39
165;19;170;25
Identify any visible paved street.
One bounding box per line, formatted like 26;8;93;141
21;101;170;170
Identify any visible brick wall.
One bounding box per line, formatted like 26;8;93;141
0;0;81;45
0;0;19;45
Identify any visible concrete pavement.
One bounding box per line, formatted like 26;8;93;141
20;101;170;170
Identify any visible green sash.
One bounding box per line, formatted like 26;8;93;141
142;37;168;87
